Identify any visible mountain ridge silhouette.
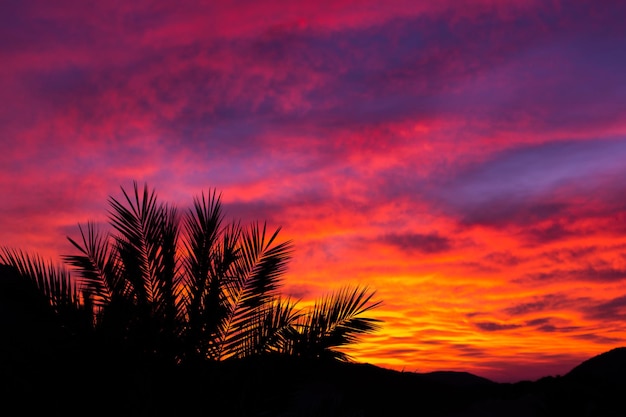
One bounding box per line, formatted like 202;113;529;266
565;346;626;382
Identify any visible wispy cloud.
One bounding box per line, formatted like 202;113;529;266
2;0;626;382
475;322;523;332
380;232;453;254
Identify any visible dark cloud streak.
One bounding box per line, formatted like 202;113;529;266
381;232;452;254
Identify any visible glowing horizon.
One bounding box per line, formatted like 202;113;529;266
2;0;626;382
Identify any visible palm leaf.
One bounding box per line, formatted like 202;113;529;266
295;285;382;361
180;189;225;353
235;296;301;358
200;221;243;360
151;204;182;322
107;181;161;305
178;189;240;360
64;221;121;308
1;247;80;309
181;189;224;293
0;247;86;332
218;222;294;359
104;182;188;360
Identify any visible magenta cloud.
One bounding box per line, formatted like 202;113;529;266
2;0;626;382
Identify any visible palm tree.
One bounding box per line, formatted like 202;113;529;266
0;182;381;367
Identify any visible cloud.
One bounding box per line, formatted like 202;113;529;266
540;246;599;264
501;294;603;325
572;333;625;344
474;322;522;332
3;0;626;384
518;267;626;284
503;294;573;316
482;251;522;267
450;344;490;359
429;139;626;229
529;318;581;333
380;232;452;254
525;318;551;327
535;324;580;333
519;221;579;246
582;295;626;322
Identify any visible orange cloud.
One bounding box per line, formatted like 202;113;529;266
2;0;626;383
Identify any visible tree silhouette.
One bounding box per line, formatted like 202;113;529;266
0;182;381;368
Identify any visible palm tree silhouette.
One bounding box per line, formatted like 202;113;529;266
0;182;381;368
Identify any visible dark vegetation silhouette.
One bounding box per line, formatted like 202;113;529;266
2;183;626;416
0;182;381;415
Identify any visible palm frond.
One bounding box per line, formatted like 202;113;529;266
180;190;224;335
295;285;382;361
103;182;188;361
199;221;242;360
181;189;224;290
234;296;301;358
1;247;80;309
219;222;294;359
151;204;182;321
0;247;87;333
178;189;239;361
107;181;160;305
64;221;120;308
235;222;293;309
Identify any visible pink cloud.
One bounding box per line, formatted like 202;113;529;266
2;0;626;383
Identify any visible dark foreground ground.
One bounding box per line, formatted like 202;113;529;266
2;346;626;416
1;264;625;416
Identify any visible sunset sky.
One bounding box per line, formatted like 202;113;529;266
2;0;626;382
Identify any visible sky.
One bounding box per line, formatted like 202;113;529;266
1;0;626;383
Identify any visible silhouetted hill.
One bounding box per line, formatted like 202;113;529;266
566;346;626;383
421;370;495;387
543;347;626;417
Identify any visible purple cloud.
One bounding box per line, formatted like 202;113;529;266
474;322;522;332
3;0;626;384
430;139;626;228
380;232;452;254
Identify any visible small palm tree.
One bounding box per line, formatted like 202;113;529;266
0;182;381;366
